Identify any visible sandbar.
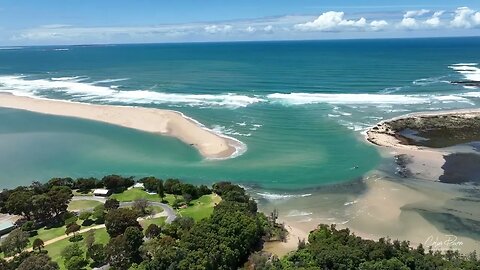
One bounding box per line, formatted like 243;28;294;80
0;93;243;159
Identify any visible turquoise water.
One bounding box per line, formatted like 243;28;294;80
0;37;479;191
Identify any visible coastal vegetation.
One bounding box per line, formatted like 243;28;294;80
368;112;480;148
1;176;478;269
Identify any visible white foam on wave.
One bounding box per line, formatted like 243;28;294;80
267;92;471;105
53;48;69;51
451;63;478;66
256;192;312;200
0;75;264;109
413;76;449;86
449;63;480;81
380;86;403;94
211;125;251;137
344;200;358;206
51;76;86;81
93;78;130;84
168;111;248;160
286;210;313;217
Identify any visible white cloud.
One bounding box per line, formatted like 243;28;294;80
398;9;445;29
424;11;444;28
474;12;480;25
263;25;273;33
399;17;418;29
370;20;389;31
245;26;256;33
451;7;480;28
204;25;233;34
295;11;374;32
404;9;430;18
8;6;480;45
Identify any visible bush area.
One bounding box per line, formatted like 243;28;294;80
245;224;480;270
2;176;478;270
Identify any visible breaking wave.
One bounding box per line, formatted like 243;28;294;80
0;74;478;109
267;92;472;105
256;192;312;200
0;75;263;109
449;63;480;82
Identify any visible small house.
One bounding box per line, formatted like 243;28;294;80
93;188;111;197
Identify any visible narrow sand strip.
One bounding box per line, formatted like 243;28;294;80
0;93;243;159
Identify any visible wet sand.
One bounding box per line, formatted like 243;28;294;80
0;93;243;159
260;172;480;256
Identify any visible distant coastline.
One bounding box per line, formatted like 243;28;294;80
0;93;244;159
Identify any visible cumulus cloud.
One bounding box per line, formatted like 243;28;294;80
399;9;445;29
451;7;480;28
370;20;389;31
8;6;480;45
294;11;385;32
425;11;444;28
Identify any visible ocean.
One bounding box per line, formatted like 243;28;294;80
0;37;479;193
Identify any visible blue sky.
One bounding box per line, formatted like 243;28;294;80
1;0;479;45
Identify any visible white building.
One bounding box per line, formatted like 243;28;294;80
93;188;111;197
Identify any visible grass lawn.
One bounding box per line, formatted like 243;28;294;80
179;194;221;221
148;205;164;215
28;220;96;247
45;227;109;270
140;216;167;231
68;200;102;211
110;188;176;205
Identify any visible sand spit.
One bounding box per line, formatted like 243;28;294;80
0;93;243;159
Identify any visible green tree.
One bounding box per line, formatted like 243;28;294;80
65;256;88;270
46;186;73;217
65;223;81;236
78;211;92;221
17;253;59;270
124;226;144;263
157;182;165;201
74;177;97;193
84;230;95;249
5;190;34;219
32;238;45;252
87;243;106;267
106;235;132;270
105;208;141;237
164;179;182;194
61;243;83;262
145;224;161;239
1;228;29;256
140;177;161;193
31;194;53;222
92;204;106;223
104;198;120;211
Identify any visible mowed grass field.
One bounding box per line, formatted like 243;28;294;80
179;194;221;221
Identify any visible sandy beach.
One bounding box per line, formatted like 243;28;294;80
0;93;242;159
